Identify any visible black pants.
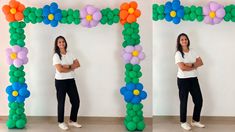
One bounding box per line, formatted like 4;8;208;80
177;77;203;123
55;79;80;123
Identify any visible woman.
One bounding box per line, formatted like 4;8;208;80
53;36;82;130
175;33;205;131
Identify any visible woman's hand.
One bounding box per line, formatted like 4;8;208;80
185;63;193;67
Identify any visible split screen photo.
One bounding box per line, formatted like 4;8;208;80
0;0;235;131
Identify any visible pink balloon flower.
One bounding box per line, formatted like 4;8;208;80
122;45;145;65
6;45;28;68
80;5;102;28
203;1;225;25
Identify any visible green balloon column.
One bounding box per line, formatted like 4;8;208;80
2;0;147;131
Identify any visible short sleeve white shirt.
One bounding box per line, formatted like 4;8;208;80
175;49;200;78
53;51;76;80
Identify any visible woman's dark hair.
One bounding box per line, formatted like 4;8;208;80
54;36;67;60
176;33;190;58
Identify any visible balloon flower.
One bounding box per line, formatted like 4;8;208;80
164;0;184;24
42;2;62;27
119;1;141;25
80;5;102;28
6;45;28;68
2;0;25;22
203;1;225;25
6;82;30;103
122;45;145;65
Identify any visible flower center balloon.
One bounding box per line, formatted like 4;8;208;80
170;11;177;17
128;8;135;14
132;50;139;57
133;89;140;95
209;11;216;18
86;15;93;21
48;14;54;21
12;90;18;97
10;8;17;14
10;53;17;59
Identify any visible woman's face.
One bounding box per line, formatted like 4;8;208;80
57;38;66;50
180;35;188;47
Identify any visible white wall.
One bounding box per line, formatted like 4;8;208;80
153;0;235;116
0;0;152;117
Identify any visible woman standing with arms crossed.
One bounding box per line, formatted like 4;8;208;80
175;33;205;131
53;36;82;130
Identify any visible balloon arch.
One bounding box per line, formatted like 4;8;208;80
2;0;147;131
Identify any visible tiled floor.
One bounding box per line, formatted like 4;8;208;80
153;116;235;132
0;117;152;132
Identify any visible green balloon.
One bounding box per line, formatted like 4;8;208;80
231;17;235;22
9;109;16;115
190;13;196;21
231;9;235;17
225;5;232;13
10;102;18;109
133;116;140;123
36;17;43;23
20;22;26;28
126;103;133;109
12;22;20;28
133;28;139;34
184;6;190;14
9;28;16;34
67;16;74;23
125;115;132;122
62;10;68;17
7;119;16;128
190;5;196;12
9;71;14;76
19;103;25;108
136;72;142;78
60;18;67;23
10;65;17;71
131;22;139;29
126;28;133;35
24;17;30;23
29;13;36;21
19;66;24;70
16;108;25;114
23;8;30;16
158;14;165;20
107;12;113;19
73;10;80;18
137;121;145;130
157;5;165;14
113;16;120;23
197;16;204;22
16;28;24;34
122;41;128;48
127;122;137;131
35;9;43;17
19;77;25;83
137;110;143;116
107;20;113;25
133;65;140;71
131;34;139;39
129;71;137;78
125;77;131;83
16;119;26;129
14;71;21;77
13;114;20;121
224;14;231;21
125;63;133;70
124;35;131;41
128;110;136;117
74;19;80;25
132;104;140;111
68;9;74;15
17;39;25;46
132;78;139;84
10;76;18;83
31;7;36;13
100;18;107;24
12;33;20;39
195;7;203;15
124;23;131;29
113;8;119;15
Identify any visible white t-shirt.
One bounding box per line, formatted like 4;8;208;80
175;50;200;78
53;51;76;80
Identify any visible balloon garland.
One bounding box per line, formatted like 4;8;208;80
2;0;147;131
153;0;235;25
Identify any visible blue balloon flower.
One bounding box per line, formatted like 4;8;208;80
6;82;30;103
42;2;62;27
164;0;184;24
120;83;147;104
